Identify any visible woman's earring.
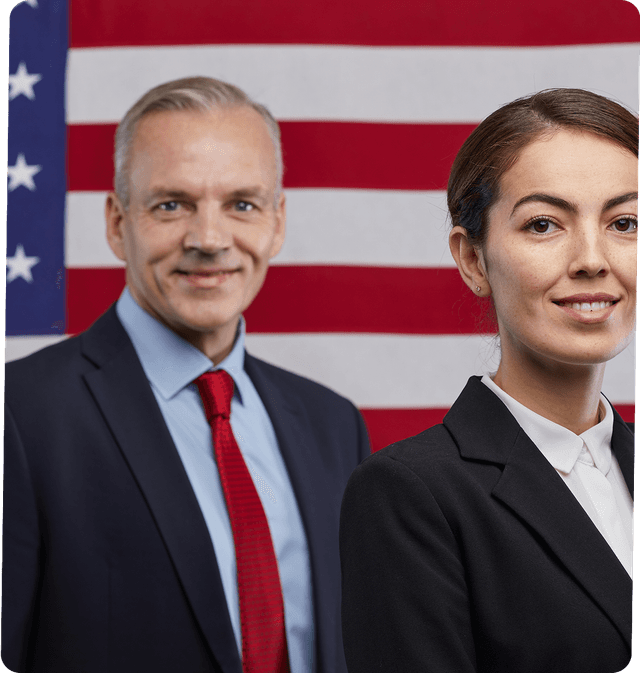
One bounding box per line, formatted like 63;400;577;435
475;286;481;293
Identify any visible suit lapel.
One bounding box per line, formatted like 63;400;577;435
445;377;632;647
244;355;341;672
611;411;634;497
492;433;632;646
81;308;242;673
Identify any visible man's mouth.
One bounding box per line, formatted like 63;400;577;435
175;267;241;287
177;268;240;276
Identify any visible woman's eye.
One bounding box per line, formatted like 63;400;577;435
526;218;558;234
610;217;638;233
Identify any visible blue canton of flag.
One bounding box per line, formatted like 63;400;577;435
7;0;67;336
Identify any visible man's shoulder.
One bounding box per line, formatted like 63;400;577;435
245;351;355;410
7;333;83;380
245;352;370;459
6;306;131;391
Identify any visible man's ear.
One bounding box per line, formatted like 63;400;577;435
449;226;490;296
268;191;286;260
105;192;128;262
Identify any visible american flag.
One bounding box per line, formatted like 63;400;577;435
6;0;638;453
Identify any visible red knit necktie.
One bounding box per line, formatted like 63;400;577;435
196;370;290;673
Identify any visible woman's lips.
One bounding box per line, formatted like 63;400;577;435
553;296;619;323
555;300;614;312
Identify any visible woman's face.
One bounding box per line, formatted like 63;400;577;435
481;129;637;370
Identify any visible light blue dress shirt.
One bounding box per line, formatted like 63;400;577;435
116;288;314;671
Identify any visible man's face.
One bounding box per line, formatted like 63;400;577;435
106;107;285;357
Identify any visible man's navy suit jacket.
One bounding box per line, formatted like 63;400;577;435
2;306;370;673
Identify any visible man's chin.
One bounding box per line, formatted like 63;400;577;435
168;312;243;338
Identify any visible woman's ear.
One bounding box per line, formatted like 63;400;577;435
449;226;490;297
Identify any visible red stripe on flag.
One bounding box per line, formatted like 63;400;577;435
360;408;448;453
613;404;635;424
67;124;116;192
361;404;635;453
67;122;474;192
69;0;640;48
66;267;126;334
245;266;492;333
66;266;493;336
281;122;473;190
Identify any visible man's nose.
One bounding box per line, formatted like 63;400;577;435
183;203;233;253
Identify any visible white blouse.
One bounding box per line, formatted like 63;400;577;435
482;374;633;577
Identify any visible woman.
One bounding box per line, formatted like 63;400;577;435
340;89;637;673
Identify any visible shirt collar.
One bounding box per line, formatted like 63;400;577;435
116;287;247;402
481;374;614;475
580;399;614;474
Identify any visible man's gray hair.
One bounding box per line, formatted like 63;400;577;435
114;76;283;208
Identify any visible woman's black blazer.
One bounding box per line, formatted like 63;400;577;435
340;376;633;673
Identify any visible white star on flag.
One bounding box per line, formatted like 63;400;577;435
8;153;42;191
9;62;42;101
7;244;39;283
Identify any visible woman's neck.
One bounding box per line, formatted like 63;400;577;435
492;348;605;435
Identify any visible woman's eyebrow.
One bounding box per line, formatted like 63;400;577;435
510;191;638;217
510;193;578;216
601;191;637;212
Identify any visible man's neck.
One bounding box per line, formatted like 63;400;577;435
175;319;241;365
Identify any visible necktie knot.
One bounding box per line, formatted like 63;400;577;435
196;370;234;421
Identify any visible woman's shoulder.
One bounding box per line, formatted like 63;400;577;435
378;423;459;464
350;422;465;490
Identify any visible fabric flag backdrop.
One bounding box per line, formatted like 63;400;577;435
5;0;639;452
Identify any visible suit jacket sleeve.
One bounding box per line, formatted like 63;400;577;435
340;451;476;672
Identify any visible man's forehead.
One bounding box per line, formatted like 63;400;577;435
127;106;277;177
132;105;269;144
124;106;279;200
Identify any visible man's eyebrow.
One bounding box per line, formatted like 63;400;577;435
227;187;269;200
143;189;191;205
144;187;270;200
510;193;578;216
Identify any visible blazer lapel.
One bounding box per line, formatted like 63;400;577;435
611;410;634;497
244;355;342;672
492;433;632;646
446;377;632;648
81;308;242;673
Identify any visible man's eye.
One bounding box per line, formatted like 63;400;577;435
235;201;255;212
158;201;180;212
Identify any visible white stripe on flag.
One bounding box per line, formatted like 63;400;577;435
244;334;635;408
65;192;124;268
65;190;454;268
5;336;68;363
7;333;634;407
66;44;639;123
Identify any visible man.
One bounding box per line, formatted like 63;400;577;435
3;77;369;673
